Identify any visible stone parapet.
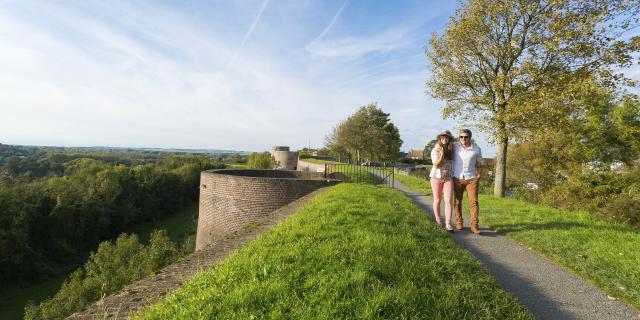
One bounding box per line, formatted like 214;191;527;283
196;169;339;250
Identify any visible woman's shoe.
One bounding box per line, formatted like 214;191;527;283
445;225;454;232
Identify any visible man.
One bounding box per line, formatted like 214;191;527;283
452;129;483;234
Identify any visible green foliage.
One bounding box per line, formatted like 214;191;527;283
427;0;639;196
604;198;640;227
505;95;640;228
135;184;531;319
246;152;278;169
26;230;178;320
325;103;403;163
220;153;246;164
423;139;436;159
297;148;313;159
0;150;224;285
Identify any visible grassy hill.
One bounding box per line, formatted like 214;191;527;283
135;184;532;319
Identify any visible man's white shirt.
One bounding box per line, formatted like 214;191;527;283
452;141;483;179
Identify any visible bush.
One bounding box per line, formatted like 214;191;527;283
601;198;640;227
246;152;277;169
26;230;178;320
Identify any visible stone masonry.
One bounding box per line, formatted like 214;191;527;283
195;169;340;251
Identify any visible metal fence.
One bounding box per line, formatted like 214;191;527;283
324;163;395;188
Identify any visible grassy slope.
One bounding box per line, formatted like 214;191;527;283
0;204;198;320
136;184;532;319
395;172;432;195
476;195;640;309
396;173;639;310
298;158;342;164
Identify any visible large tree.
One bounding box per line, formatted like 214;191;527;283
325;103;403;163
427;0;639;197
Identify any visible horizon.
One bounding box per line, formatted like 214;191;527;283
1;1;639;158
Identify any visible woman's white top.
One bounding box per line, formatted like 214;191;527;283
429;147;453;179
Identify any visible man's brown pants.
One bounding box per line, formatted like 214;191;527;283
453;177;479;231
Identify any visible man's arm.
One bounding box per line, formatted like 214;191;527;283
475;147;484;178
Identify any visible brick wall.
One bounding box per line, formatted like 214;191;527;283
196;169;340;251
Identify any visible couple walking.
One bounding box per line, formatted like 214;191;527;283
429;129;483;234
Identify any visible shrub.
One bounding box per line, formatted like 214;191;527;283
26;230;178;320
246;152;278;169
601;198;640;227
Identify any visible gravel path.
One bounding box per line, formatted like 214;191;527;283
394;179;640;320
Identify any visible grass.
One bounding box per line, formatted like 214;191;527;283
395;173;640;311
394;172;432;195
0;203;198;320
135;184;532;319
474;195;640;310
126;202;198;248
298;158;342;164
0;276;67;320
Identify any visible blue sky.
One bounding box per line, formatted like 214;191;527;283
1;1;638;156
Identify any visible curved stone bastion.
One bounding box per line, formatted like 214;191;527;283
196;169;341;250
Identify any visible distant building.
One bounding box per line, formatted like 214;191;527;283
408;149;425;160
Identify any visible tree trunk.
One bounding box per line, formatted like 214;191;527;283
493;135;508;197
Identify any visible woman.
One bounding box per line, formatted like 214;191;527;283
429;130;454;232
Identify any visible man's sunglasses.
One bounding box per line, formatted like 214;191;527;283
459;136;470;139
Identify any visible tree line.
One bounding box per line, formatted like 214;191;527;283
0;147;224;285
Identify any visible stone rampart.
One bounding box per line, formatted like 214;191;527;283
271;146;298;170
196;169;340;250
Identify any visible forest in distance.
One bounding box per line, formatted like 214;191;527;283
0;144;244;287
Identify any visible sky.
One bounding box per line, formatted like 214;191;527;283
0;1;638;156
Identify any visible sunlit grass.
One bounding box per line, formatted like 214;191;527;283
298;158;342;164
475;195;640;310
395;172;432;195
135;184;532;319
396;173;640;310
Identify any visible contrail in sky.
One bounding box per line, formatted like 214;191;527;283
307;0;349;49
228;0;270;69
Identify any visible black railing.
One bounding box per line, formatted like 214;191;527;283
324;163;394;188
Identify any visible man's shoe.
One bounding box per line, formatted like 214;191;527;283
455;222;464;231
470;227;481;235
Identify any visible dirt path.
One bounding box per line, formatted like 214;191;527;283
394;179;639;320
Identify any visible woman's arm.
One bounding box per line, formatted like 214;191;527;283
432;147;444;168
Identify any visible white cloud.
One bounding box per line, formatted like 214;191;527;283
306;25;415;60
0;1;490;154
